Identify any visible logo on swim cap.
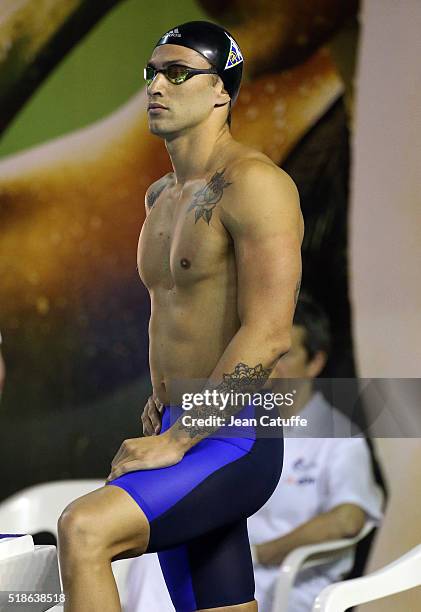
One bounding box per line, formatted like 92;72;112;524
224;32;243;70
164;27;181;38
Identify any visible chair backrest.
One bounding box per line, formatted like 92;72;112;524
312;543;421;612
343;435;388;582
0;480;131;606
301;519;377;572
0;480;104;534
271;520;377;612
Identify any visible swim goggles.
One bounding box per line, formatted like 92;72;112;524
144;64;218;86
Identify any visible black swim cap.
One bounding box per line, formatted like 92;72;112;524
154;21;244;105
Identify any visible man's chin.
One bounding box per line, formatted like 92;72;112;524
148;121;173;138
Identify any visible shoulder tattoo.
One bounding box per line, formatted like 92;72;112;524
187;168;232;225
146;181;166;209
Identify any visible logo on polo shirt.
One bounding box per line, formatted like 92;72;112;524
286;457;317;485
293;458;317;472
286;474;316;486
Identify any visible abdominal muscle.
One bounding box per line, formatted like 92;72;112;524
149;282;239;406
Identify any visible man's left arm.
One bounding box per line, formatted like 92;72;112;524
254;503;366;566
167;161;304;449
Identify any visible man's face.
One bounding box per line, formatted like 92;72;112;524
145;44;220;137
271;325;313;379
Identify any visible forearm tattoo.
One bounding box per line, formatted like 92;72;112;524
187;168;232;224
147;182;166;209
173;361;272;439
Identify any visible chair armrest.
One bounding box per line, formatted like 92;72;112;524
0;534;34;560
312;543;421;612
0;544;61;611
270;520;376;612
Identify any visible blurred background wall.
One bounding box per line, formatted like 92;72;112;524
351;0;421;609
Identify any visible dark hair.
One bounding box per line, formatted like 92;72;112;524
293;294;331;360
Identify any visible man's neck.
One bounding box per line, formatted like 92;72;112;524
292;383;314;416
164;120;232;184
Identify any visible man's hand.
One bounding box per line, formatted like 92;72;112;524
141;395;164;436
106;433;186;482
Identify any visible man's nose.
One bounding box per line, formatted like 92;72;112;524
148;71;167;95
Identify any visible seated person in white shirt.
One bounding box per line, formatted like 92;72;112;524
125;296;384;612
249;295;384;612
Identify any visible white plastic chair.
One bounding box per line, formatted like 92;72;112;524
271;520;377;612
0;480;132;609
312;543;421;611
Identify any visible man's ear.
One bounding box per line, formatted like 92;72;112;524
307;350;328;378
214;77;230;107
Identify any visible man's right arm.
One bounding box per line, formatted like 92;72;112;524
254;435;383;566
253;503;366;566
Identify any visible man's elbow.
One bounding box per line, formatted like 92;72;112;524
336;504;366;538
260;328;291;360
240;323;291;359
271;327;292;355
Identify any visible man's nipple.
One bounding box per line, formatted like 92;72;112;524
180;258;191;269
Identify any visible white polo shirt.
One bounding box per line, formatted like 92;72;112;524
248;391;384;612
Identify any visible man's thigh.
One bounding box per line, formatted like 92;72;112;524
59;484;150;559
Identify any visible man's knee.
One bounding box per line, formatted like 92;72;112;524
58;504;104;555
57;493;150;560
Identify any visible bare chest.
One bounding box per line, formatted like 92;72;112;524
137;178;232;290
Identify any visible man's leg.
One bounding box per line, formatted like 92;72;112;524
57;484;150;612
157;519;257;612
